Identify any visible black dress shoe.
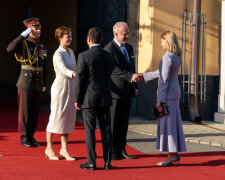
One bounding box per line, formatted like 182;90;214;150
21;140;33;147
30;137;41;146
121;150;135;159
112;154;122;160
112;152;122;160
80;163;96;170
104;163;112;170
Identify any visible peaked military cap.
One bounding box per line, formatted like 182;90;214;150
23;18;41;28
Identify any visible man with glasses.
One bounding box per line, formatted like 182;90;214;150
7;18;47;147
104;22;141;160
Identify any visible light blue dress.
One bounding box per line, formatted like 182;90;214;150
143;51;186;152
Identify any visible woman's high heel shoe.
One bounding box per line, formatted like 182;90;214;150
45;149;59;160
59;150;76;161
157;155;180;167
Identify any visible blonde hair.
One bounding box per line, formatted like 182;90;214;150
160;31;182;56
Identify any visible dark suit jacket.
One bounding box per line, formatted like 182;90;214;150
74;46;114;109
104;40;136;100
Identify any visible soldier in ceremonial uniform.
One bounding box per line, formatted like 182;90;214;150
7;18;47;147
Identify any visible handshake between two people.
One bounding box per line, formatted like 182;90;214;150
131;73;144;83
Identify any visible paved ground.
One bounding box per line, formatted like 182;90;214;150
127;130;225;154
77;112;225;153
127;117;225;153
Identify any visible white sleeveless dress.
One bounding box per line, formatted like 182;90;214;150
46;46;76;134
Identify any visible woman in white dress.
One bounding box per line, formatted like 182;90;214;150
45;26;76;160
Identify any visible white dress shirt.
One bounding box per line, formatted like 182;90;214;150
89;44;100;48
113;39;130;63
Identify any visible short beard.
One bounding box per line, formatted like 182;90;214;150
121;39;128;44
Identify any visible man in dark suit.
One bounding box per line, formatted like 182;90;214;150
104;22;141;160
75;27;114;170
7;18;47;147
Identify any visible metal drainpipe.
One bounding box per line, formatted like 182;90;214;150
189;0;202;123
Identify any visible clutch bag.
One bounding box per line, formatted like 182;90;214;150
152;102;169;118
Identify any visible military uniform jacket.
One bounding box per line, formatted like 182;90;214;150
7;35;47;91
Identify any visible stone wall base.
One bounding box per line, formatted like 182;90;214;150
214;112;225;124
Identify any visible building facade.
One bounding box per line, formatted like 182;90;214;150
0;0;223;122
128;0;221;121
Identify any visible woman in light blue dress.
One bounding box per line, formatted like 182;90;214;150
143;31;186;166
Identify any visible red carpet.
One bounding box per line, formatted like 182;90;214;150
0;97;225;180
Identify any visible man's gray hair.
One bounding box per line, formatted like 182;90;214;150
113;22;129;36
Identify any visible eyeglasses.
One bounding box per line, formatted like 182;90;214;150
118;32;130;36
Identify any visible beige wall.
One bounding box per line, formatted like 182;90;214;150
202;0;221;75
137;0;154;72
137;0;185;73
128;0;140;72
137;0;221;76
152;0;185;72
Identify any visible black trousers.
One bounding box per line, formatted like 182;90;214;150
82;106;112;165
110;97;132;154
18;88;42;142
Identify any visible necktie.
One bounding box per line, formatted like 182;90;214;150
121;46;130;64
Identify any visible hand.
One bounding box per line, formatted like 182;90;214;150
156;102;162;112
75;102;81;110
137;74;144;81
72;72;76;78
42;87;46;92
132;74;143;82
135;89;138;96
21;28;31;38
